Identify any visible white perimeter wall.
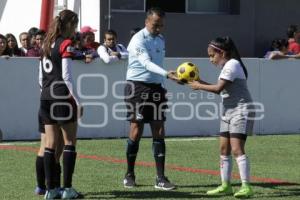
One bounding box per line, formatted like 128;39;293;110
0;58;300;140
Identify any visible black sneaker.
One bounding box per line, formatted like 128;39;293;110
155;176;176;190
123;173;136;188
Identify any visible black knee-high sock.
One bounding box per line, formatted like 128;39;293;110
35;156;46;189
126;139;139;174
153;139;166;178
54;163;61;188
44;148;56;190
63;145;77;188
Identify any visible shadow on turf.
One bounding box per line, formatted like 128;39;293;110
251;182;300;198
81;182;300;199
83;190;215;199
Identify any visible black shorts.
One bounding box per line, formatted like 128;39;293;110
124;81;168;123
39;99;77;125
38;113;45;133
220;132;247;141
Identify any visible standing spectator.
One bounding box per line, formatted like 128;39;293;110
40;9;82;199
0;34;9;57
188;36;255;198
98;29;128;63
287;25;300;54
19;32;30;56
123;7;178;190
81;32;99;60
28;27;39;48
80;25;100;50
5;33;21;56
27;29;46;57
80;26;100;63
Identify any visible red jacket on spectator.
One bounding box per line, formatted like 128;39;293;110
288;38;300;54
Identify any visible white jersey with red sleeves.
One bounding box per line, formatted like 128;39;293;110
218;59;252;106
39;37;79;105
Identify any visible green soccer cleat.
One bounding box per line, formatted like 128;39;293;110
207;182;233;195
234;183;254;198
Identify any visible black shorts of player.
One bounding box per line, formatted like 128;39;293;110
39;99;77;125
38;113;45;133
124;81;168;123
220;132;247;141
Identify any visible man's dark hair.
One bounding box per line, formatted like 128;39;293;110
146;7;165;18
287;25;298;38
36;29;46;37
28;27;39;37
104;29;118;38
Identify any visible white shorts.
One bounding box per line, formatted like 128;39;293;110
220;103;255;135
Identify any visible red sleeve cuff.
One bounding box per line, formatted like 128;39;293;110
59;39;74;58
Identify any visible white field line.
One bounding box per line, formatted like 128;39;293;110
165;137;217;142
0;142;38;146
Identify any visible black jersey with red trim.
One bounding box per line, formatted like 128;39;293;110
40;37;74;100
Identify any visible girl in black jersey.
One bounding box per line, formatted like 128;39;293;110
39;9;82;199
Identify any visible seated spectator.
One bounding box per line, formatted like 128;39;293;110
26;29;45;57
6;33;22;56
0;34;9;57
264;39;293;59
98;29;128;64
19;32;30;56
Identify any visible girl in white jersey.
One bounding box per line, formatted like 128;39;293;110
188;37;255;198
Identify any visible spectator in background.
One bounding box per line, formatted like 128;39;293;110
80;26;100;50
287;25;300;54
264;38;293;59
6;33;22;56
28;27;39;48
0;34;9;57
27;29;46;57
81;32;99;60
71;32;95;63
80;26;100;63
98;29;128;63
288;31;300;59
72;32;85;59
19;32;30;56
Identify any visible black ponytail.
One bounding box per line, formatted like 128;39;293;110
210;36;248;79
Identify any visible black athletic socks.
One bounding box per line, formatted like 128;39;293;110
63;145;77;188
35;156;46;189
152;139;166;178
44;148;56;189
126;139;139;174
54;162;61;188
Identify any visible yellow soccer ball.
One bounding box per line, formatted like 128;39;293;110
176;62;199;83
